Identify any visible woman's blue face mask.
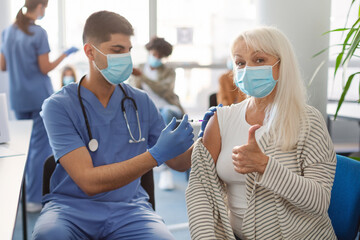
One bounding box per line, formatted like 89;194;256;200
92;45;133;85
148;54;162;68
235;60;280;98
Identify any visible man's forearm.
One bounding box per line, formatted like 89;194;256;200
166;145;193;172
61;149;158;196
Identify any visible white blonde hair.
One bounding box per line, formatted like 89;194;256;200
232;26;307;150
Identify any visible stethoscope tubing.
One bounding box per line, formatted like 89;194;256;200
77;76;144;152
78;77;93;140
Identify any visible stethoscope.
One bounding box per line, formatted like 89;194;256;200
77;76;145;152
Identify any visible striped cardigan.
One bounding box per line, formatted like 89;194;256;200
185;105;337;240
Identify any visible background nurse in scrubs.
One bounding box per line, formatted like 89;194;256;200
0;0;78;212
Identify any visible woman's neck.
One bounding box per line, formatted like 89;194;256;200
25;12;37;21
248;85;277;112
246;92;275;126
250;98;271;112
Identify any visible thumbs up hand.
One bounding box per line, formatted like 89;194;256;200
232;124;269;174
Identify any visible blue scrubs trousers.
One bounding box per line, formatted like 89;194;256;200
32;199;175;240
15;111;52;204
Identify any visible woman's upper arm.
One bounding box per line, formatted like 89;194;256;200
202;112;221;164
0;53;6;71
37;53;50;74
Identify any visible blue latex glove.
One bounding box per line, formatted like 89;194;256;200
198;104;223;138
64;47;79;56
149;114;194;166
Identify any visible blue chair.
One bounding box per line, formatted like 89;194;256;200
328;154;360;240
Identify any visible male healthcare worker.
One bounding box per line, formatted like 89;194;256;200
0;0;78;212
32;11;194;240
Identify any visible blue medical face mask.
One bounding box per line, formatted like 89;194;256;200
62;76;75;86
92;45;133;85
148;54;162;68
235;60;280;98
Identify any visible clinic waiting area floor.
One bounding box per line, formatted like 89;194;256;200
12;168;191;240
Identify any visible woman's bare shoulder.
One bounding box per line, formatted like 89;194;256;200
202;112;221;164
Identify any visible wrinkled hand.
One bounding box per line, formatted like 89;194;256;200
198;104;223;138
132;67;142;76
64;47;79;56
232;125;269;174
149;114;194;166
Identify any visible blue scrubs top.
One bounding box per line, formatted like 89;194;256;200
41;82;165;203
1;24;53;112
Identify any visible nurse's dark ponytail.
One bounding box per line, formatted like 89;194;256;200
15;0;48;35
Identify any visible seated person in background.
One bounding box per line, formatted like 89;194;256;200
130;36;184;124
32;11;194;240
185;26;336;240
216;58;246;106
130;37;185;190
61;65;77;87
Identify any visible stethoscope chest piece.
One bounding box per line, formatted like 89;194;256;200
88;138;99;152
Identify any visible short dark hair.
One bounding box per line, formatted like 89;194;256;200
145;37;173;58
82;11;134;45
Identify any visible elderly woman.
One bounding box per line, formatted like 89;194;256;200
185;27;336;240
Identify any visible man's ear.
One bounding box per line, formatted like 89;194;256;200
84;43;95;61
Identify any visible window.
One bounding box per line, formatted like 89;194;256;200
157;0;256;116
11;0;258;117
11;0;150;90
328;0;359;102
